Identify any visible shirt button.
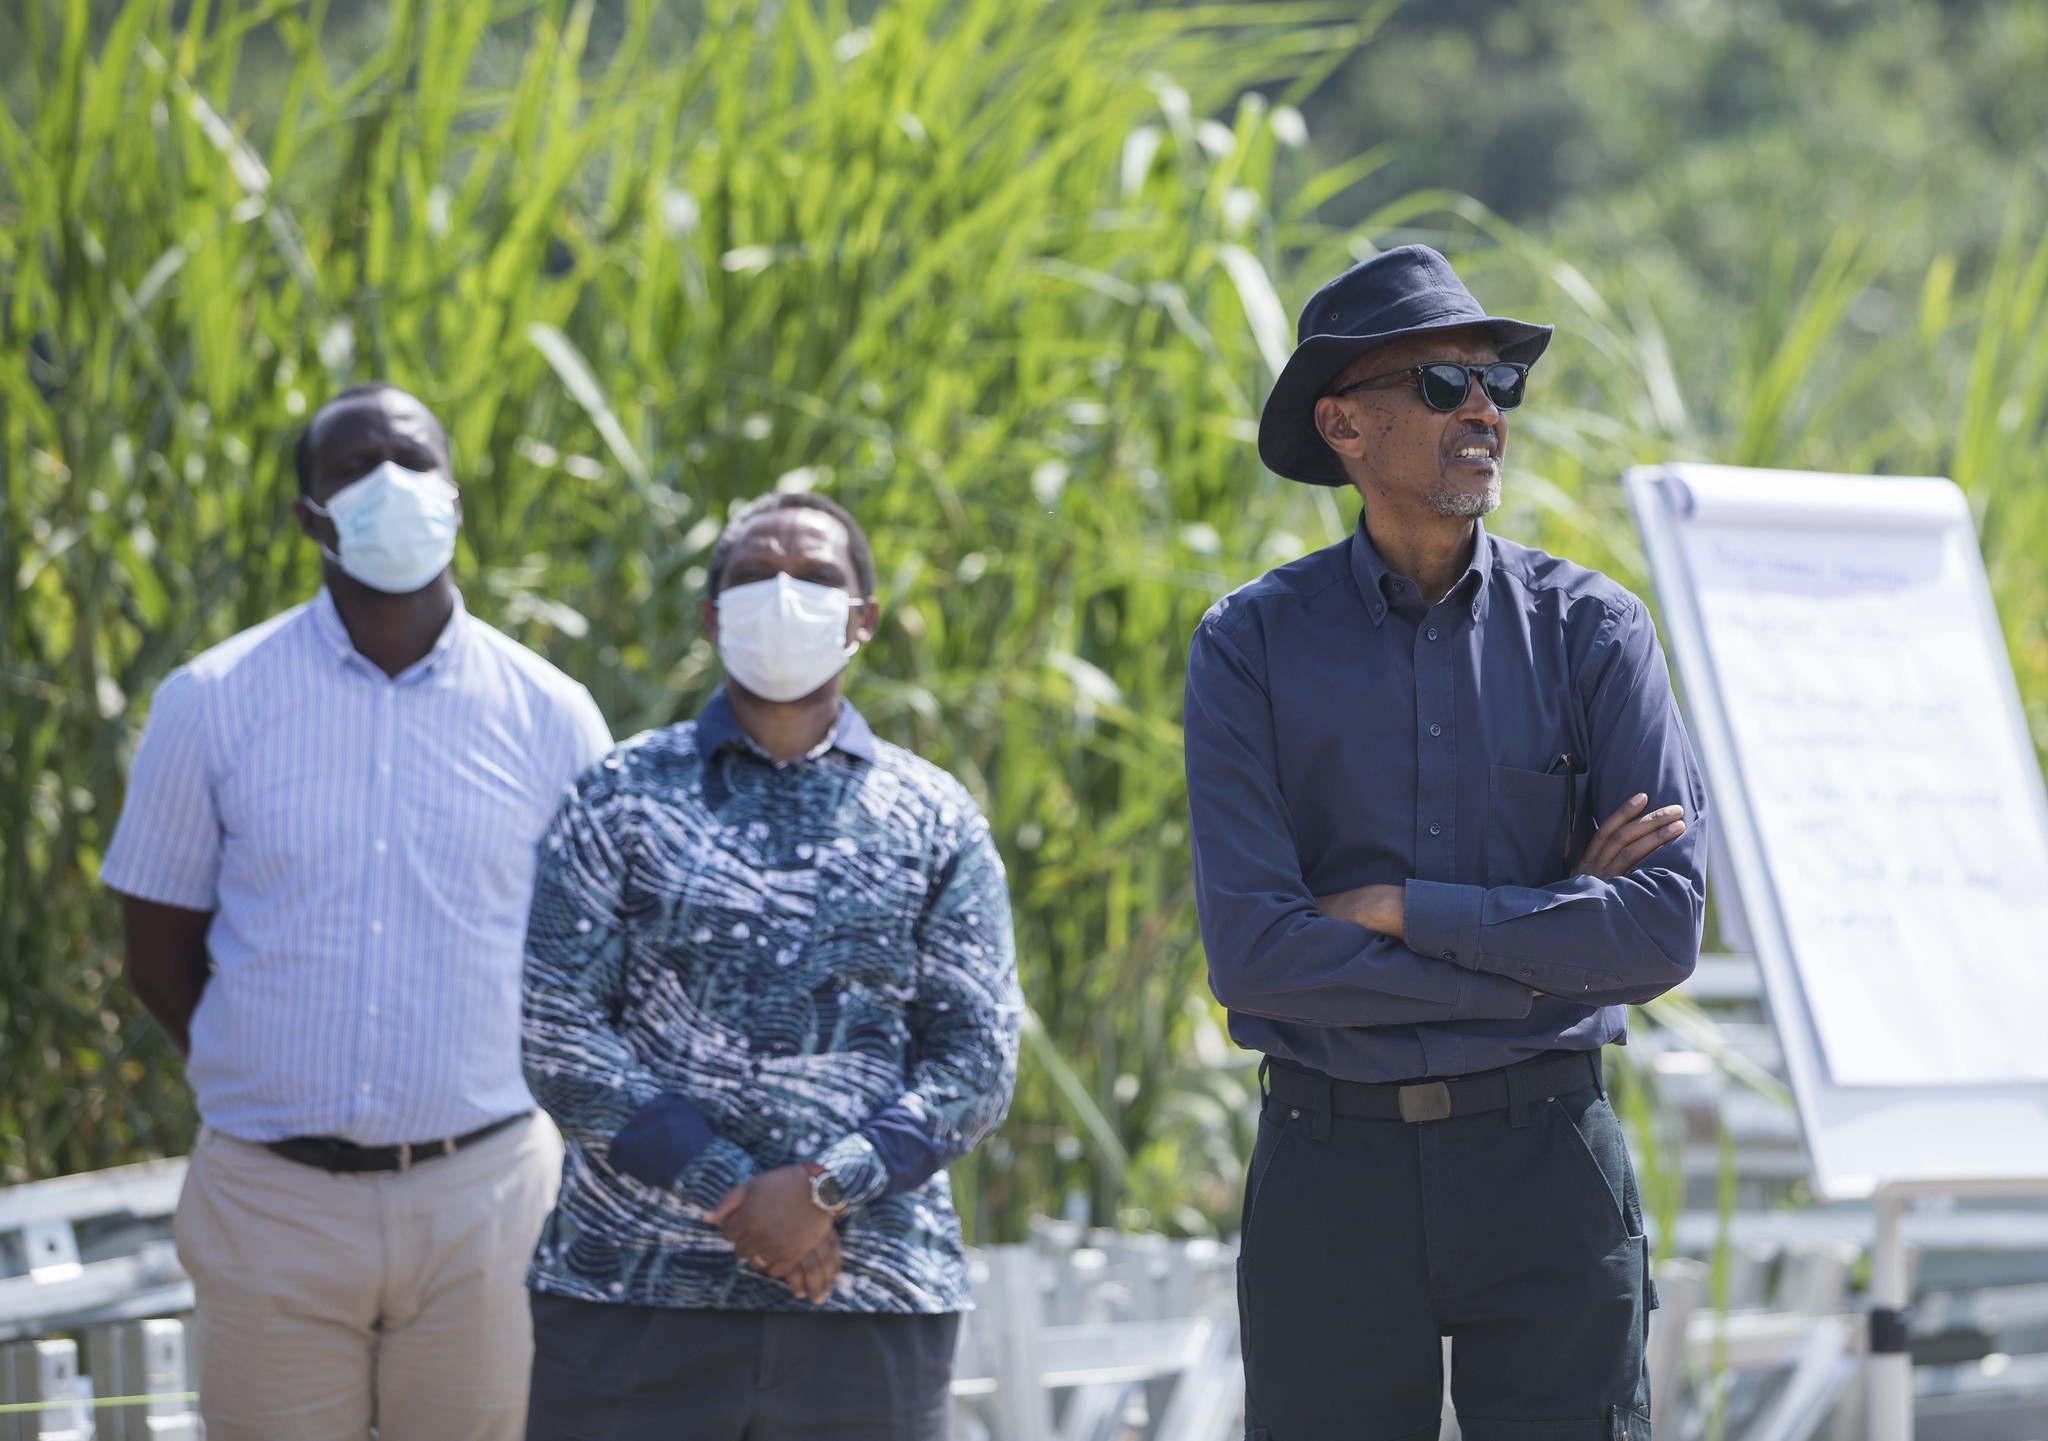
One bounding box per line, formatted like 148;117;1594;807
373;839;388;854
360;1081;373;1094
1471;603;1480;619
1429;723;1442;737
367;1004;379;1016
379;762;393;776
1441;950;1456;961
1428;822;1442;836
1427;627;1438;641
370;920;384;935
1521;968;1536;979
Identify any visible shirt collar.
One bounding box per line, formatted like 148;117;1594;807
310;587;469;679
1348;519;1493;628
694;687;878;766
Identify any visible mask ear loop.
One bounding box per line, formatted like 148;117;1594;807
840;593;876;664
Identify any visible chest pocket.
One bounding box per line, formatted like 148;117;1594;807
216;739;361;873
407;778;548;933
1485;764;1572;887
808;845;931;989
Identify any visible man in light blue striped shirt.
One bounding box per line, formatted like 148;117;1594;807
101;384;611;1441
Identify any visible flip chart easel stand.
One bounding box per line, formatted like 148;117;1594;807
1623;464;2048;1441
1866;1177;2048;1441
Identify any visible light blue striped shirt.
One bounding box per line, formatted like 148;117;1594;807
101;589;611;1145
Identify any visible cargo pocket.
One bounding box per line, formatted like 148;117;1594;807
1610;1405;1651;1441
1238;1263;1262;1435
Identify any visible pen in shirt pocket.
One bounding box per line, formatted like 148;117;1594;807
1545;751;1585;869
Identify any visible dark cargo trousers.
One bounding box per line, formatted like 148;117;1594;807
1239;1052;1655;1441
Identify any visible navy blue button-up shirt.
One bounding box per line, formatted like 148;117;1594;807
1184;520;1707;1083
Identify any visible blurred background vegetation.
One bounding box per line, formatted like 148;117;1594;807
3;0;2045;1243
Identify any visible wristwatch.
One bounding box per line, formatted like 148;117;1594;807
801;1160;848;1216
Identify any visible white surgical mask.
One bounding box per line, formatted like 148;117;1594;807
715;573;862;702
306;460;460;594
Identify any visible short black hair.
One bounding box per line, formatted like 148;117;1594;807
292;381;401;493
706;493;875;600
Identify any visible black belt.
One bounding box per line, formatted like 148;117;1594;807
265;1111;530;1173
1263;1051;1600;1132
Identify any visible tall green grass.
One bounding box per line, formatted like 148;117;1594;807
0;0;1378;1234
4;0;2045;1242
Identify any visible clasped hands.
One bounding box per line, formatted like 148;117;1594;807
706;1165;842;1305
1313;793;1687;994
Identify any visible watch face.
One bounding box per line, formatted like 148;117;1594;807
816;1174;846;1208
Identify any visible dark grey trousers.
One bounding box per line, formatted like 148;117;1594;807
525;1291;960;1441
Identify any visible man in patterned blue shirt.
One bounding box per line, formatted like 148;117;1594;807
521;493;1022;1440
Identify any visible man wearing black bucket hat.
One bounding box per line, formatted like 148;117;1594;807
1185;245;1708;1438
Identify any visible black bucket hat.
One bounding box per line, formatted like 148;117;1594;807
1257;245;1553;486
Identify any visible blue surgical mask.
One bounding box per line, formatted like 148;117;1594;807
306;460;460;594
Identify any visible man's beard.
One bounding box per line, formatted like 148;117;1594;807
1425;475;1501;518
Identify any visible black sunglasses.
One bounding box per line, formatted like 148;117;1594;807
1329;361;1529;412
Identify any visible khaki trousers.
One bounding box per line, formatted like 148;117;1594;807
173;1112;562;1441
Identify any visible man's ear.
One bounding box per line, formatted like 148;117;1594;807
293;495;327;545
701;595;720;645
850;599;879;647
1313;395;1367;460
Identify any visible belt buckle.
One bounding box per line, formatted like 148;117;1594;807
397;1141;412;1174
1397;1081;1452;1123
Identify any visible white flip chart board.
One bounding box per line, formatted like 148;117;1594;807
1627;463;2048;1198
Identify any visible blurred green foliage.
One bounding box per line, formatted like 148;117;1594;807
1310;1;2048;242
1304;0;2048;457
3;0;2045;1245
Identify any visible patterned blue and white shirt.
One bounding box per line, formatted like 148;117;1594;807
100;589;612;1144
521;691;1021;1314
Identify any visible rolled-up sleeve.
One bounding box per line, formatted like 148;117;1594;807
1186;616;1536;1028
521;782;757;1209
817;817;1022;1207
1402;599;1707;1005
